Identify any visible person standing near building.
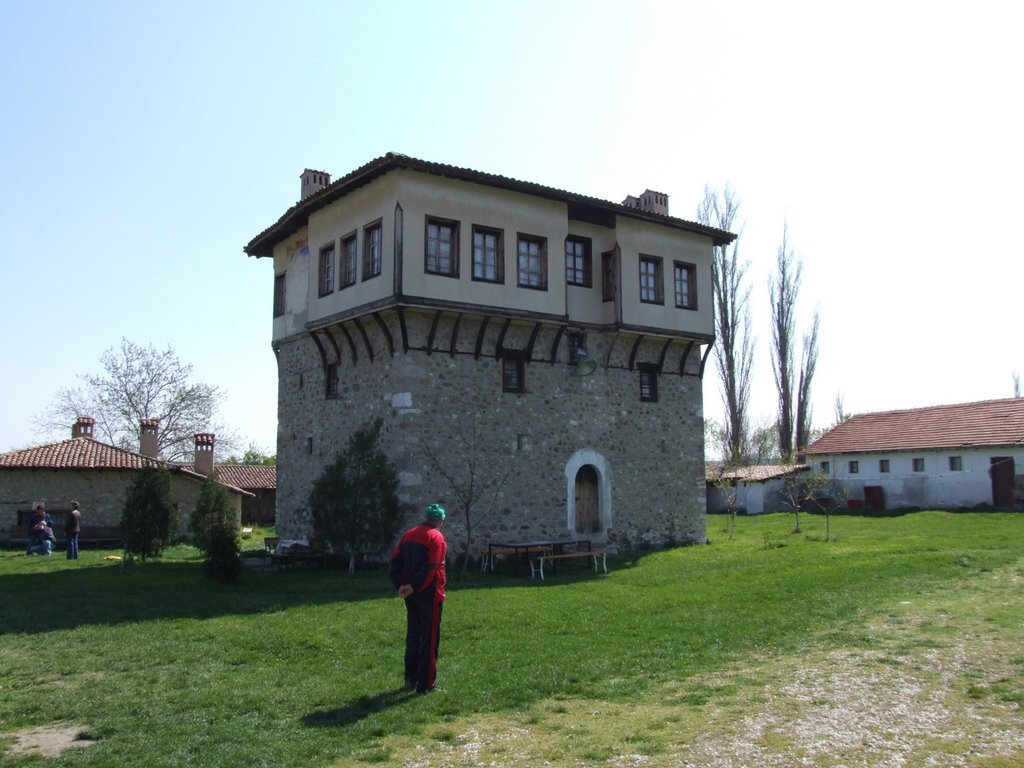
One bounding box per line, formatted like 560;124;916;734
65;500;82;560
388;503;447;694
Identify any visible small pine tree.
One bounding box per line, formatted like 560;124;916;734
309;418;402;573
204;518;243;583
189;473;237;556
121;466;177;560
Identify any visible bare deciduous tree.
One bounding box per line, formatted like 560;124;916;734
769;221;802;461
795;309;820;452
1014;371;1021;398
698;185;754;465
35;338;239;462
833;393;851;427
419;414;511;577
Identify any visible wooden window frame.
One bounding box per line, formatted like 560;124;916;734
339;232;357;289
318;243;335;298
673;260;697;309
425;216;460;277
638;363;658;402
325;362;339;398
273;273;285;317
639;255;663;304
501;351;526;393
471;225;504;283
517;233;548;290
848;460;859;474
565;235;592;287
362;220;383;281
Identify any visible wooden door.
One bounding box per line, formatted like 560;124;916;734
575;465;599;533
990;457;1015;508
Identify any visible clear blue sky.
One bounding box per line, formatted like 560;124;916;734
2;0;1021;455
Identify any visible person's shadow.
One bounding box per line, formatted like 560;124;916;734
302;688;415;728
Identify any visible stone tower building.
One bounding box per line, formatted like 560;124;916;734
244;154;735;557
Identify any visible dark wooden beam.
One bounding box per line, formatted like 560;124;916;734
397;307;409;353
309;330;328;372
549;325;566;364
697;342;713;379
372;312;394;357
449;313;463;357
678;340;695;376
338;323;358;365
474;315;491;360
494;318;511;359
426;310;442;356
656;338;672;374
352;317;374;363
524;322;541;362
627;335;645;371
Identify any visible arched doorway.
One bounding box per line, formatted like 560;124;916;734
574;465;599;534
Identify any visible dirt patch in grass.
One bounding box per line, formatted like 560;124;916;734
353;560;1024;768
3;723;97;758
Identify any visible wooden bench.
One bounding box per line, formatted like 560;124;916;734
481;546;553;572
531;550;608;580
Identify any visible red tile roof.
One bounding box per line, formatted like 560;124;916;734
211;464;277;491
244;153;737;258
804;398;1024;455
0;437;163;470
705;464;808;483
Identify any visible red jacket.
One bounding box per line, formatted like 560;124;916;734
389;523;446;601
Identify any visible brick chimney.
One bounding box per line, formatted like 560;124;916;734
300;168;331;200
72;416;95;438
139;418;159;458
622;188;669;216
194;433;215;476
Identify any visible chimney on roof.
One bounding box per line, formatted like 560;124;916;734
300;168;331;200
140;418;159;458
194;433;215;476
72;417;95;438
622;189;669;216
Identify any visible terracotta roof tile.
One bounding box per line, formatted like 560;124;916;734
804;397;1024;455
0;437;162;470
705;464;808;482
211;464;277;491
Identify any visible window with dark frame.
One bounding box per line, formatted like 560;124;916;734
639;363;658;402
912;457;925;472
472;225;503;283
565;236;592;287
501;352;525;393
273;273;285;317
517;234;547;289
949;456;963;471
425;217;459;277
849;460;859;474
325;362;339;398
318;244;335;297
339;233;357;288
363;221;382;280
639;255;663;304
602;251;615;302
820;461;831;474
673;261;697;309
567;331;587;365
879;459;890;473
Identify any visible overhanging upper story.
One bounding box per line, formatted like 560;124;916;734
244;153;735;350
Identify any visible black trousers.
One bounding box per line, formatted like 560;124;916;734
404;594;443;692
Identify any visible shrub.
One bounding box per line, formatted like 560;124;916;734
121;466;177;561
190;473;237;556
204;519;243;583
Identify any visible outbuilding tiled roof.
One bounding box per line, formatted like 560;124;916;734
244;152;737;257
705;464;808;483
804;398;1024;456
0;437;163;470
210;464;277;491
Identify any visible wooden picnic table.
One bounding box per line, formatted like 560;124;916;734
485;538;592;575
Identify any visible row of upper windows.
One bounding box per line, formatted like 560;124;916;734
327;354;663;403
273;215;699;315
821;456;965;474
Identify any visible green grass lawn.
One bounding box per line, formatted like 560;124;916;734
1;511;1022;766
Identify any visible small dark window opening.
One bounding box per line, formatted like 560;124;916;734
273;273;285;317
639;363;658;402
502;352;525;393
325;363;339;398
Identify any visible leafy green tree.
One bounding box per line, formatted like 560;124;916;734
309;418;402;574
204;518;243;584
189;473;237;556
121;466;177;560
222;443;276;465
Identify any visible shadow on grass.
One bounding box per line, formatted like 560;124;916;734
302;688;415;728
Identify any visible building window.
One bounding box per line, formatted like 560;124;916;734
639;363;658;402
602;251;616;302
949;456;963;471
879;459;890;473
502;352;525;393
363;221;382;280
565;236;592;287
567;331;588;365
517;234;547;289
325;363;339;398
273;273;285;317
639;255;663;304
472;225;503;283
339;233;357;288
674;261;697;309
425;217;459;277
820;461;831;474
318;244;335;297
913;457;925;472
849;460;859;474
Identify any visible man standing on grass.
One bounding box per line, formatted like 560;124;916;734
389;503;447;694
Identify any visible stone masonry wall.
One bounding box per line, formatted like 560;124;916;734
275;312;708;558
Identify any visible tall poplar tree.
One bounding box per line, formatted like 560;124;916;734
769;221;801;461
